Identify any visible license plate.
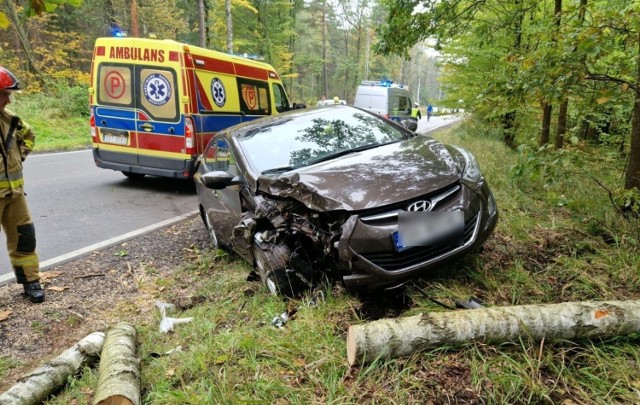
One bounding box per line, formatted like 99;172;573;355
102;133;128;145
393;211;464;251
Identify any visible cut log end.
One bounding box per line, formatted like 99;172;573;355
346;325;358;366
96;394;135;405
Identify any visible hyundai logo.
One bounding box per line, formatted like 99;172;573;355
407;200;432;212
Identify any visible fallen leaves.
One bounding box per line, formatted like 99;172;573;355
0;310;11;321
48;286;68;292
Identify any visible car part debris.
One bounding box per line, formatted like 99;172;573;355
155;301;194;334
455;297;485;309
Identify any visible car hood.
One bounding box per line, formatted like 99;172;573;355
256;136;462;212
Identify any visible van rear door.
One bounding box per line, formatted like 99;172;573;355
135;66;182;171
95;63;139;168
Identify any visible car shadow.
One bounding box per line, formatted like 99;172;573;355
115;176;197;195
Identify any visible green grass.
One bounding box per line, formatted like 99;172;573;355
10;90;90;152
45;120;640;404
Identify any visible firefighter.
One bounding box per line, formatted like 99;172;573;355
0;66;44;303
411;102;422;120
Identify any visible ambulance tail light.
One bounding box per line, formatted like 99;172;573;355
90;108;97;141
185;116;195;155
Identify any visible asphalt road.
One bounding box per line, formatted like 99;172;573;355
0;149;198;281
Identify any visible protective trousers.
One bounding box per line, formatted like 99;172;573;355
0;192;39;283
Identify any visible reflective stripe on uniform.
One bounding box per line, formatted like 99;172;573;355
10;254;39;268
0;178;24;189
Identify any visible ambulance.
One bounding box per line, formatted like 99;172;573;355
89;37;291;179
353;80;414;122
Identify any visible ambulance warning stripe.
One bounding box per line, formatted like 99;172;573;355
187;54;270;81
137;132;186;152
195;76;213;111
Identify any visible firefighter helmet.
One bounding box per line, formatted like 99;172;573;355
0;67;22;91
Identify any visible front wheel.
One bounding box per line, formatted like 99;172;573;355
122;171;145;180
254;244;305;297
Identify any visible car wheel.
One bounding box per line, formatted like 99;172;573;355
202;210;219;249
253;245;300;297
122;171;145;180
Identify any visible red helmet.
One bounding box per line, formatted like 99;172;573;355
0;67;22;91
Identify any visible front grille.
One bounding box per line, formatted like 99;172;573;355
361;213;478;271
359;182;461;224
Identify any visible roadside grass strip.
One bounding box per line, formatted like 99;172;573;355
40;122;640;404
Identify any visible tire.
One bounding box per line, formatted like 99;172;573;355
254;244;304;297
122;171;145;180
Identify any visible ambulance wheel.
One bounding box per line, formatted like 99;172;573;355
122;171;145;180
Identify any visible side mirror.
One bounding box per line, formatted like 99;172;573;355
199;171;242;190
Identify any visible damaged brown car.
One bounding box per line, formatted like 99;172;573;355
194;106;498;296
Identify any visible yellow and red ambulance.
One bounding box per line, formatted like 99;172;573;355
89;37;291;179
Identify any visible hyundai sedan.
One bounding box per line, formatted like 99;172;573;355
194;105;498;296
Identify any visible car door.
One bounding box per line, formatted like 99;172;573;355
195;136;243;246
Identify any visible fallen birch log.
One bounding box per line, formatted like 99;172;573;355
0;332;105;405
347;300;640;366
93;322;140;405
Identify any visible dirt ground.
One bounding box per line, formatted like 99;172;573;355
0;215;210;391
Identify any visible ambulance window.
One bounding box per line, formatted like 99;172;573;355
137;67;179;122
238;79;270;116
399;96;409;112
272;83;290;113
97;64;134;107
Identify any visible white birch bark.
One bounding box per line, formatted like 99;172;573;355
0;332;105;405
93;323;140;405
347;300;640;365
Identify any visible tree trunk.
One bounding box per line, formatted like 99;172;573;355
93;323;140;405
2;0;44;83
540;103;552;146
555;98;568;148
624;30;640;190
197;0;206;48
0;332;105;404
347;300;640;366
321;0;328;99
130;0;139;37
226;0;233;53
502;111;517;149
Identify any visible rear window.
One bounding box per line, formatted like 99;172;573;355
97;63;134;107
137;67;179;122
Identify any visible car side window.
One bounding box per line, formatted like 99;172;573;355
203;137;238;175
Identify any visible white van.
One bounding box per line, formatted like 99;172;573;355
353;80;414;122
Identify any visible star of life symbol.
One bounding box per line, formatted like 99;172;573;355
143;74;171;106
211;78;226;107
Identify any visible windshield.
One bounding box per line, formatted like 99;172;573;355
236;107;408;174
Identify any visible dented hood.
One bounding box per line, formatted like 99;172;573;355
257;136;462;212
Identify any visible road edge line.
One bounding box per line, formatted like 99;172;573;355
0;210;199;285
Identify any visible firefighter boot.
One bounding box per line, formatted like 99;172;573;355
23;281;44;303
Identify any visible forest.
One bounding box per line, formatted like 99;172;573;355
1;0;638;195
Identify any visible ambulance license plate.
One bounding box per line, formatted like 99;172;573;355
102;133;128;145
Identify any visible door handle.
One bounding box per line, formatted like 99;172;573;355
139;123;155;132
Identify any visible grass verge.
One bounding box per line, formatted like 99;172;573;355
10;90;90;152
38;119;640;404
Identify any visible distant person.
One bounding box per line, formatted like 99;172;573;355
427;104;434;121
0;66;44;303
333;96;340;104
411;102;422;120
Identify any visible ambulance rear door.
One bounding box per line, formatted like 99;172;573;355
95;62;140;168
